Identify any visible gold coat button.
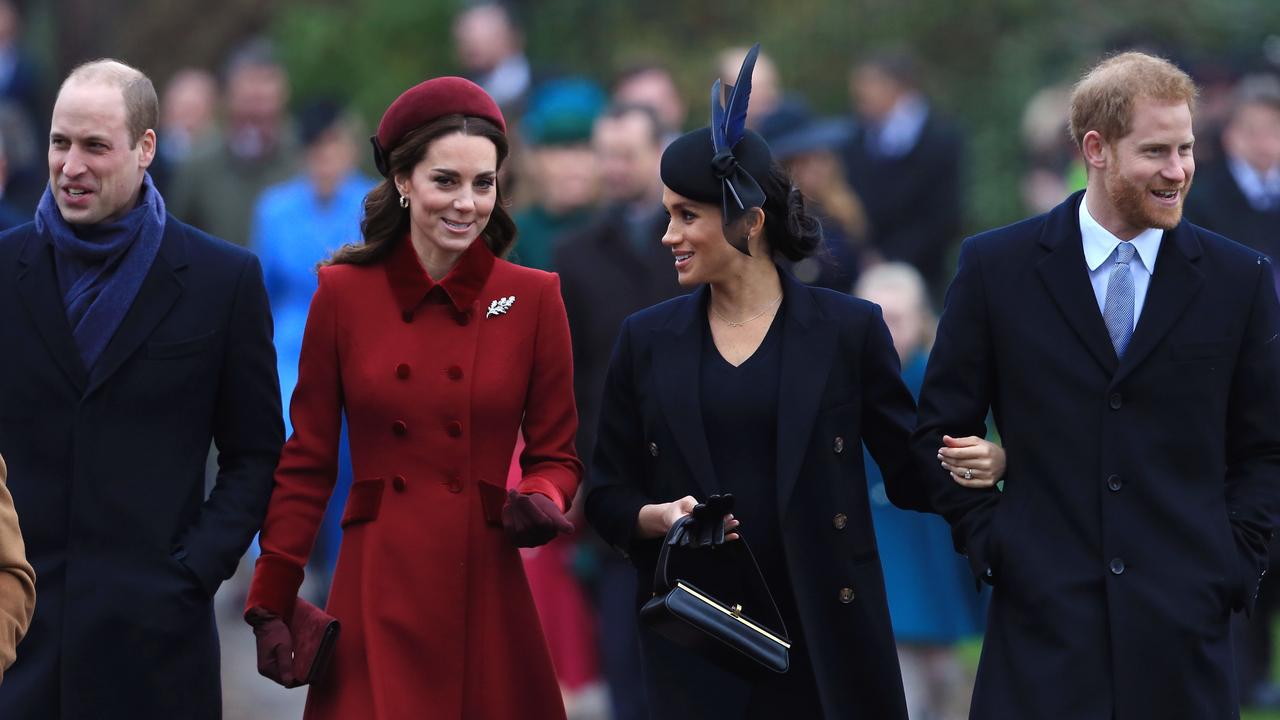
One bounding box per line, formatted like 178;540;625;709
833;513;848;530
833;436;845;454
838;587;855;604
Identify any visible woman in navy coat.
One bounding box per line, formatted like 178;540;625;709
584;47;1004;719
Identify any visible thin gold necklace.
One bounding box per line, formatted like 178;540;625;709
710;294;783;327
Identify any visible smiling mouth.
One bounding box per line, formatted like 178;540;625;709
674;252;694;263
442;218;472;231
1151;188;1179;200
64;188;91;197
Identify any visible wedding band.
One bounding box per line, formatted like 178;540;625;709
963;469;973;480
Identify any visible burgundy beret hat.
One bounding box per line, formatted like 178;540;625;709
370;76;506;177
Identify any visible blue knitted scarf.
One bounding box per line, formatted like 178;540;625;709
35;172;166;370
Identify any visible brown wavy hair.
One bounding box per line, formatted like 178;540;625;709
326;115;517;266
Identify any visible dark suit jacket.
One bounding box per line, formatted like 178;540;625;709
841;109;963;294
585;269;925;719
0;217;283;719
914;191;1280;719
554;203;684;470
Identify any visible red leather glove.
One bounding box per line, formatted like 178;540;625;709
502;489;574;547
246;606;299;688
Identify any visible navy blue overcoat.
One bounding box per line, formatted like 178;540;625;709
0;216;283;719
586;269;926;719
915;191;1280;719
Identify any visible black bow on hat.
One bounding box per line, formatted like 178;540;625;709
710;44;767;236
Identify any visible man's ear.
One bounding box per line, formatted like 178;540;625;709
1081;130;1109;171
137;128;157;169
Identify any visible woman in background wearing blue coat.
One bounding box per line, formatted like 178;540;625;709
857;262;990;720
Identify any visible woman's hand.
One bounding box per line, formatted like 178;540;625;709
503;490;574;547
938;435;1006;488
636;495;740;541
245;607;299;688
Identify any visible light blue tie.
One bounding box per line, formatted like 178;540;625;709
1103;242;1136;358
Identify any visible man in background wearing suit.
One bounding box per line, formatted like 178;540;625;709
0;60;282;719
554;102;683;720
916;52;1280;719
842;50;963;298
1185;73;1280;291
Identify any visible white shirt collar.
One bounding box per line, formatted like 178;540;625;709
1228;155;1280;210
872;93;928;158
1079;192;1163;274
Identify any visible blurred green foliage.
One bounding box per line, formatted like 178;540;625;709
273;0;1280;232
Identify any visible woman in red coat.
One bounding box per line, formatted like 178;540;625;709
244;77;581;719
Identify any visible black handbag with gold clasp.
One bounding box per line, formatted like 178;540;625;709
639;513;791;676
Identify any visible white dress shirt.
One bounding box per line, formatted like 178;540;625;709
1079;193;1163;331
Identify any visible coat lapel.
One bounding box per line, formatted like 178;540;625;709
651;286;721;499
775;271;837;513
15;229;89;391
1035;192;1119;376
86;219;187;397
1111;223;1203;386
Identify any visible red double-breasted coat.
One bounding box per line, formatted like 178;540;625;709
248;237;581;719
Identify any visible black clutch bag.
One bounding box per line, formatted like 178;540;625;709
639;514;791;676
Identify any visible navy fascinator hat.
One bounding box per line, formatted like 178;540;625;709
659;43;773;255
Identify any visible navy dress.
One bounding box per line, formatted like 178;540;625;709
694;307;824;717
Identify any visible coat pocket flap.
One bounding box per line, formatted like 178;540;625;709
341;478;385;528
478;481;507;527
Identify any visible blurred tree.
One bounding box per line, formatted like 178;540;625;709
43;0;273;86
269;0;1280;234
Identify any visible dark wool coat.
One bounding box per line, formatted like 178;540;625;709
916;191;1280;719
0;217;283;719
587;269;926;719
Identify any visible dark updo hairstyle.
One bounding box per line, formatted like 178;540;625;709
326;114;517;266
756;161;823;261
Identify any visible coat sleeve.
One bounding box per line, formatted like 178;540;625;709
857;304;928;512
247;270;343;620
1224;260;1280;613
515;273;584;511
0;453;34;682
177;254;284;596
911;237;1002;584
584;316;655;557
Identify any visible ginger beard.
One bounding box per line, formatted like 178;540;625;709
1102;144;1192;232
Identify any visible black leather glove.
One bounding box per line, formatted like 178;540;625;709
246;606;299;688
682;493;735;549
502;489;574;547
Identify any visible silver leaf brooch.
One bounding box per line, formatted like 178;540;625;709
486;295;516;318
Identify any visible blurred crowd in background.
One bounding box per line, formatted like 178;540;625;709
3;1;1280;718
